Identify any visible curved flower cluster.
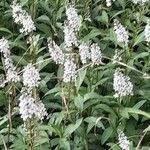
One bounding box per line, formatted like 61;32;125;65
118;130;130;150
79;42;90;64
64;22;78;48
90;43;102;65
48;39;65;65
0;38;20;82
23;63;41;88
11;1;36;35
64;4;81;48
19;89;47;121
114;19;129;47
113;68;133;98
144;20;150;43
66;5;81;31
63;58;77;82
106;0;115;7
132;0;149;5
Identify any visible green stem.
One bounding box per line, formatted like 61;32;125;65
7;82;16;148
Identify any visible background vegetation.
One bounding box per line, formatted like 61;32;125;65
0;0;150;149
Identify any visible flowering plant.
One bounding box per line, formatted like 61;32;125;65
0;0;149;149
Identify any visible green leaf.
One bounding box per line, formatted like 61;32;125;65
95;104;116;116
96;11;108;24
117;0;126;9
36;15;51;24
0;27;12;34
74;95;84;111
0;91;6;106
64;118;83;137
11;55;28;66
133;31;144;46
133;52;149;60
82;29;101;41
92;77;109;89
131;100;147;120
123;108;150;119
84;117;104;134
101;127;113;145
44;87;60;96
20;0;28;6
59;138;70;150
75;68;87;92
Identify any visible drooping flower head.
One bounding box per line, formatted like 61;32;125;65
114;19;129;47
113;68;133;98
11;1;36;35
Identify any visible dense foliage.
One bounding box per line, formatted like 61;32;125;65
0;0;150;149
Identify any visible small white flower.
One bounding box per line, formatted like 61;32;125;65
90;43;102;65
132;0;149;5
63;58;77;82
66;5;81;31
113;68;133;98
35;101;48;121
48;39;65;65
118;130;130;150
144;20;150;43
79;42;90;64
64;23;78;48
6;66;20;82
0;38;20;83
114;19;129;47
23;64;40;88
11;1;36;35
106;0;115;7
